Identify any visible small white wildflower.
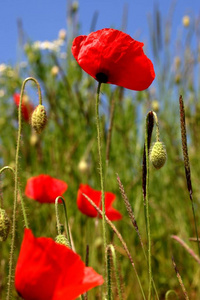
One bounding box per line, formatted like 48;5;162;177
40;41;55;51
53;39;64;48
32;41;42;50
0;64;7;74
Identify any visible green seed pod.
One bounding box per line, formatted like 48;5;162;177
31;104;47;134
0;209;10;242
150;141;167;169
55;234;69;247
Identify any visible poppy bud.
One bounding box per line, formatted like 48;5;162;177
31;105;47;134
78;159;90;174
152;100;159;112
58;29;67;41
51;66;59;76
55;234;70;247
71;1;78;13
150;141;167;169
0;208;11;242
30;132;39;146
182;15;190;27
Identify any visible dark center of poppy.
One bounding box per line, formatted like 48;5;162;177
96;72;108;83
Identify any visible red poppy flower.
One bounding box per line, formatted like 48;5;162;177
25;174;68;203
13;93;34;122
72;28;155;91
15;229;104;300
77;184;122;221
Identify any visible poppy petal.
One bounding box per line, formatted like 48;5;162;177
77;184;122;221
72;28;155;91
25;174;68;203
15;229;104;300
13;93;34;122
53;267;104;300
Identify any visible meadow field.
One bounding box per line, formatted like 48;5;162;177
0;3;200;300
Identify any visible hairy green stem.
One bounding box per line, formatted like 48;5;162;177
7;77;42;300
165;290;178;299
145;115;152;300
152;112;160;142
55;196;72;249
95;83;107;287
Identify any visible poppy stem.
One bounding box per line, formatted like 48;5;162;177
152;112;160;142
145;114;152;300
55;196;72;249
7;77;42;300
106;91;116;168
96;82;108;291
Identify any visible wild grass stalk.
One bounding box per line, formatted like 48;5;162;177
83;193;146;300
179;95;200;257
172;256;189;300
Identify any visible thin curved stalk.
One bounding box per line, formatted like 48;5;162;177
55;196;72;249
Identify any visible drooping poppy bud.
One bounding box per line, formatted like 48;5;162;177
0;208;10;242
150;141;167;169
55;234;70;247
31;104;47;134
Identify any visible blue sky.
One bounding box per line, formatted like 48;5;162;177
0;0;199;64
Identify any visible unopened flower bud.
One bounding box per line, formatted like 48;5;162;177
30;132;39;146
78;159;90;173
182;15;190;27
58;29;67;41
55;234;69;247
31;105;47;134
0;209;10;242
51;66;59;76
150;141;167;169
152;100;159;112
175;74;181;84
71;1;79;13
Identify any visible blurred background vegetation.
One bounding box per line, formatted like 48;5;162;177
0;2;200;299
